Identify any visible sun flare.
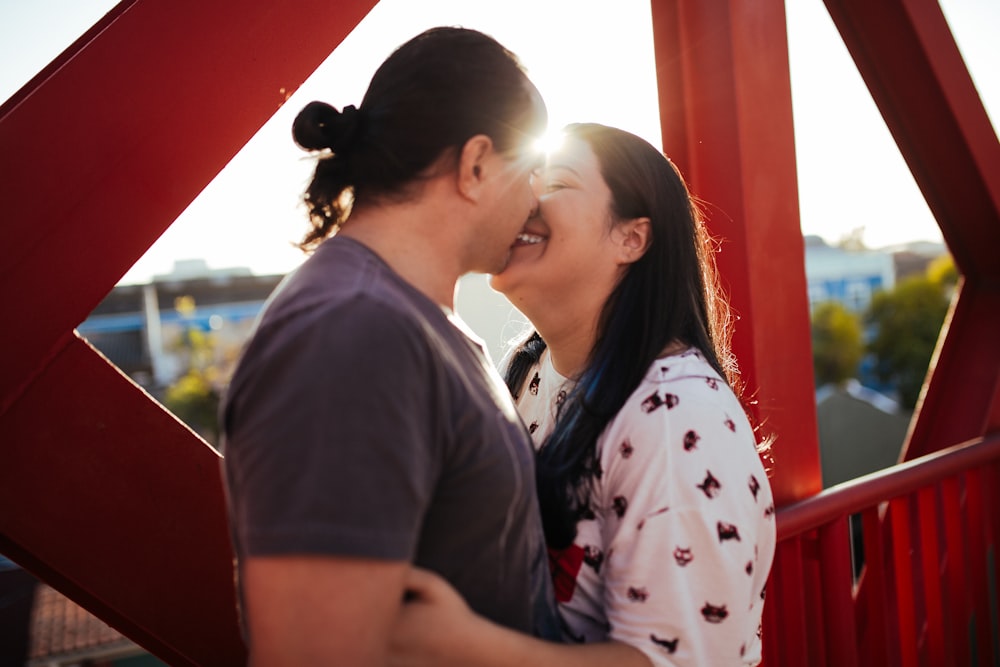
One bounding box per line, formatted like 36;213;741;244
533;128;566;159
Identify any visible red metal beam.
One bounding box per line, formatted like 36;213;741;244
907;282;1000;457
0;0;379;416
823;0;1000;283
818;518;859;666
859;508;893;663
776;434;1000;540
820;0;1000;460
0;336;242;666
768;538;811;664
650;0;823;507
963;468;997;663
0;0;378;662
940;475;970;666
2;0;993;662
889;497;920;666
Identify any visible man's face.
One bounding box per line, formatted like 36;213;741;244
472;146;545;275
466;85;547;275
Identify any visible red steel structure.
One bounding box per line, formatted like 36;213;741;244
0;0;997;664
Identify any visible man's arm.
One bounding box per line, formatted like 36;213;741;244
389;567;652;667
244;555;408;667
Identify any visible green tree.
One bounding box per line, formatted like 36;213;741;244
163;298;230;447
865;275;950;409
811;301;864;386
165;369;220;443
927;253;958;290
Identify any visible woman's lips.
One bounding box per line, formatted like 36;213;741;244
513;232;546;247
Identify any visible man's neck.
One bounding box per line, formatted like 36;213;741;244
339;203;465;309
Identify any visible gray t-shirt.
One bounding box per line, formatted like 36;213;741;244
222;235;557;636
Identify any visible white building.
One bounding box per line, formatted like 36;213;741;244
804;235;896;313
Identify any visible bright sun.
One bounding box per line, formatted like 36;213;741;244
534;128;566;159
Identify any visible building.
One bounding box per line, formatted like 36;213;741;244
803;235;896;313
804;235;949;314
78;261;283;393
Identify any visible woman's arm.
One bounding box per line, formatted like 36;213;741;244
389;568;652;667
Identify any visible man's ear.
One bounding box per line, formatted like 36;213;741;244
456;134;494;201
614;217;652;265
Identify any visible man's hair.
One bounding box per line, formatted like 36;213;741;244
292;27;547;249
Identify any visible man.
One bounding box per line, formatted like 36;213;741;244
220;27;556;665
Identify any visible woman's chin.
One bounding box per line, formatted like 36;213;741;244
490;243;548;299
487;270;512;295
488;264;525;300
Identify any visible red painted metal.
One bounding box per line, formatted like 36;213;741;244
778;436;1000;539
822;0;1000;279
766;538;810;665
0;0;379;416
778;434;1000;541
0;0;995;664
909;282;1000;459
801;532;827;666
820;0;1000;461
963;469;994;664
0;0;378;663
818;517;858;666
0;335;242;666
941;476;970;666
649;0;823;508
770;436;1000;664
860;507;892;663
916;486;945;664
986;369;1000;433
760;573;780;666
889;497;919;667
985;463;1000;644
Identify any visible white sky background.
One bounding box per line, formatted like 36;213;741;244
2;0;997;286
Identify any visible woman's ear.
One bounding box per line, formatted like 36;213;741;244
615;217;652;264
456;134;493;201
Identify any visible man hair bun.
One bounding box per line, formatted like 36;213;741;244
292;100;362;153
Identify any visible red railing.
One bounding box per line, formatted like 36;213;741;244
763;434;1000;666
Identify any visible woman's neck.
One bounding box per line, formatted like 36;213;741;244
529;305;601;380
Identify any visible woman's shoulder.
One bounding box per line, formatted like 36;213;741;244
600;350;759;475
597;354;772;528
640;347;726;390
619;350;742;426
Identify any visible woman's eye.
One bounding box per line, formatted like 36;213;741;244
544;181;566;192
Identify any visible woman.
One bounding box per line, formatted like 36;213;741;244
390;123;776;666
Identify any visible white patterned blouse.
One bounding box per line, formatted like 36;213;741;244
514;348;776;666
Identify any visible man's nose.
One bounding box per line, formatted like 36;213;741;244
529;170;545;199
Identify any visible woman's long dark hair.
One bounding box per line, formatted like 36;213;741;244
505;123;736;549
291;27;546;250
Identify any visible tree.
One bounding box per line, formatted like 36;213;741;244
927;253;958;290
163;298;232;447
811;301;864;387
865;274;950;409
165;369;221;443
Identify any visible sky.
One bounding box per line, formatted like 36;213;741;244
2;0;997;287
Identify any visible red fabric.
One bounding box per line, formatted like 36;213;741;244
548;544;585;603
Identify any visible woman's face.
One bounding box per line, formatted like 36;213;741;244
490;135;627;315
